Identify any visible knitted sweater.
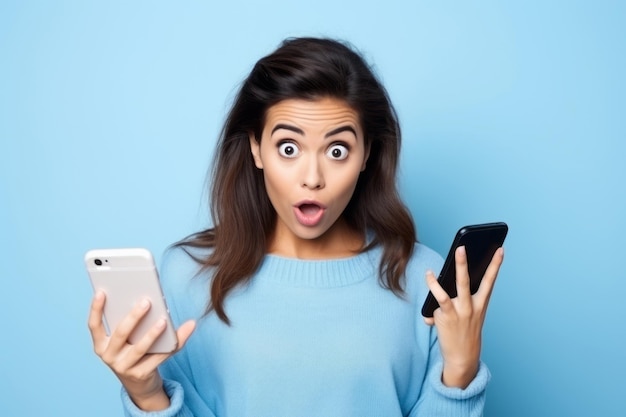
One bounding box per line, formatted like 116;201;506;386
122;243;490;416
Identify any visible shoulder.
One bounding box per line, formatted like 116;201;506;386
409;243;444;275
403;242;444;296
159;244;213;322
160;245;208;287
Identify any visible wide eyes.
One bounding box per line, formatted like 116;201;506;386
277;141;350;160
278;142;299;158
326;144;349;160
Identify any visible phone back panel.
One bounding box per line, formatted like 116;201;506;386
421;222;508;317
446;223;508;297
85;248;177;353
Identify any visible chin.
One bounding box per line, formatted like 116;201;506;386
293;228;328;241
289;222;334;241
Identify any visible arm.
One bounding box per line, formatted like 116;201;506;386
87;292;197;415
409;326;491;416
425;246;504;388
120;353;218;417
411;246;504;416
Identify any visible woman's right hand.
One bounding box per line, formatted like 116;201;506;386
88;291;196;411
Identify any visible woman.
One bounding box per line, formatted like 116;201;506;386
89;37;504;417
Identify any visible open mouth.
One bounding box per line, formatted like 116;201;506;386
294;202;325;226
299;203;322;216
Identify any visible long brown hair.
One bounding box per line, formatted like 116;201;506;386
177;37;416;324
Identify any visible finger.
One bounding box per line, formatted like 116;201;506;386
115;319;197;376
131;320;197;373
117;317;169;368
106;298;152;354
175;320;196;349
88;291;108;349
455;246;471;301
425;269;454;315
475;247;505;305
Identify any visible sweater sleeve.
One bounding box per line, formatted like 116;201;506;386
120;356;217;417
409;328;491;416
121;378;195;417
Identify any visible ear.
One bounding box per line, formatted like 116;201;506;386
249;133;263;169
360;142;371;172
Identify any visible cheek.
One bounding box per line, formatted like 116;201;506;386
258;151;283;181
332;169;362;206
261;165;292;205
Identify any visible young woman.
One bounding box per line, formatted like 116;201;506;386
89;37;504;417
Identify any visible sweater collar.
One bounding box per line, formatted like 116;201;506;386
256;247;380;288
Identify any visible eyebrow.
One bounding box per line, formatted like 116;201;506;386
325;125;357;138
271;124;304;136
270;124;357;138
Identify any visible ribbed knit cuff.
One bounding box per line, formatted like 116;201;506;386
121;379;185;417
430;361;491;399
408;361;490;417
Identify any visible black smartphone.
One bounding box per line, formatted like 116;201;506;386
421;222;508;318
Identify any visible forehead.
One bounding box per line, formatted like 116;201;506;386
263;98;361;132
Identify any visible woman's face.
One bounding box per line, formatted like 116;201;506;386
249;97;369;257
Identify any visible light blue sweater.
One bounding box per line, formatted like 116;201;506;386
122;243;490;416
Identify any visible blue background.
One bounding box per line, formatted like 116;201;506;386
1;1;624;415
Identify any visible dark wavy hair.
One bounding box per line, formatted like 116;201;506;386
178;37;416;324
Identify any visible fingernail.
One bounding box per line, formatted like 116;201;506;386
156;318;166;329
457;246;466;255
95;291;105;300
140;298;150;309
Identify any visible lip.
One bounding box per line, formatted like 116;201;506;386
293;200;327;227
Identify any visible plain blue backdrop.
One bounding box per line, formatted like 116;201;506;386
1;1;624;416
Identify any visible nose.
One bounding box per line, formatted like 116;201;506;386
301;155;325;190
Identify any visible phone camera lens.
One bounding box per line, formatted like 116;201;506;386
94;259;102;266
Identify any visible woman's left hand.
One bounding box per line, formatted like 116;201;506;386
424;246;504;388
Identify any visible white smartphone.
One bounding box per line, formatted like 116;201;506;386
85;248;178;353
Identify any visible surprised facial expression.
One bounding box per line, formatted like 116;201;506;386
249;98;369;254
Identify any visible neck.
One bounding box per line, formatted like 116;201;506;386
267;219;364;259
